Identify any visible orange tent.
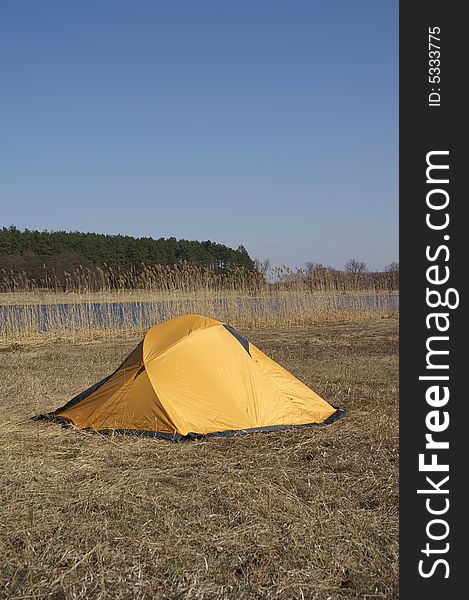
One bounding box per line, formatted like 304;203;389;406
36;314;344;440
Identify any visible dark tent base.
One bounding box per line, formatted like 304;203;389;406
33;407;346;442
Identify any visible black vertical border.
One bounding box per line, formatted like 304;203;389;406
400;1;464;597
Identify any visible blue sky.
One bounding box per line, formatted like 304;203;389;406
0;0;397;270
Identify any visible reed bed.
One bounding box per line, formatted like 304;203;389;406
0;264;398;344
1;263;399;295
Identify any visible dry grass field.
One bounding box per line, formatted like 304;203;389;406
0;318;398;599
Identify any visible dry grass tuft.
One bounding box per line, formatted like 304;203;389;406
0;320;398;599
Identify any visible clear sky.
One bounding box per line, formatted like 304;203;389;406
0;0;397;271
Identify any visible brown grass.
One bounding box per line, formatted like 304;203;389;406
0;319;398;599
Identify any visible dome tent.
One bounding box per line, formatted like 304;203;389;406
35;314;345;440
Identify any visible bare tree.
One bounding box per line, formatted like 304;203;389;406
305;261;324;274
384;261;399;273
384;261;399;291
344;259;368;276
254;258;270;277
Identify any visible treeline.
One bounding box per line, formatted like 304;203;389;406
0;226;255;284
0;227;399;294
303;260;398;292
278;264;399;293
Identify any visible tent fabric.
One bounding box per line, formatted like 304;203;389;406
36;314;344;439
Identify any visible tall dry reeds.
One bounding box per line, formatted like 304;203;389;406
1;262;399;295
0;263;398;344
